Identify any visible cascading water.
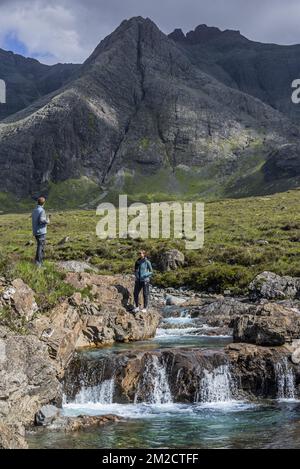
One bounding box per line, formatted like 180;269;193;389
275;358;296;400
73;378;115;404
134;355;173;404
197;365;236;403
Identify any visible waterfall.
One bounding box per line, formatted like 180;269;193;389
73;378;115;404
134;355;173;404
275;358;296;400
197;365;235;403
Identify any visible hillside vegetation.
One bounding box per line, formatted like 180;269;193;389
0;189;299;309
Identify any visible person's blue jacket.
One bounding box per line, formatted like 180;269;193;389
32;205;49;236
135;257;153;282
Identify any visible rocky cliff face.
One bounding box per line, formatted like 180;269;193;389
0;17;299;203
169;24;300;121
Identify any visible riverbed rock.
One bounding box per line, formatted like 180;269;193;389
249;271;300;300
292;347;300;365
233;302;300;346
77;302;160;348
190;297;253;328
40;414;122;432
226;343;299;399
165;294;187;306
35;405;61;426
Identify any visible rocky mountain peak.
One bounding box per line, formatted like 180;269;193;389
84;16;161;66
168;24;246;44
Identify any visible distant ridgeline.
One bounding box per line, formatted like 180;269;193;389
0;18;300;208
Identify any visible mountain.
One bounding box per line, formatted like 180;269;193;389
0;17;299;207
0;48;79;120
168;24;300;121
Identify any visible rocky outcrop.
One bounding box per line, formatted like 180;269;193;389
53;414;121;432
65;343;300;404
0;326;61;448
249;271;300;300
263;144;300;181
232;302;300;346
156;249;185;272
29;274;160;376
189;297;252;329
64;347;231;404
0;278;38;323
0;272;160;448
30;294;83;377
226;343;300;399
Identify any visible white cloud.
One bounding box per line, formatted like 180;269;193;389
0;0;88;63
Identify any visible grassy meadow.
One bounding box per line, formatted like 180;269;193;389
0;188;299;312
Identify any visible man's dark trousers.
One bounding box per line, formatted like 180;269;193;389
35;235;46;265
134;279;150;308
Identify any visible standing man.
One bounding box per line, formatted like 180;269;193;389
32;197;50;267
133;250;153;313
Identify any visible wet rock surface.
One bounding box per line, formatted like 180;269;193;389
226;343;300;399
233;302;300;346
64;347;230;404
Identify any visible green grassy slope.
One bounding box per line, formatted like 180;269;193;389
0;189;299;304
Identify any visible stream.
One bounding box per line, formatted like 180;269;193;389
27;305;300;449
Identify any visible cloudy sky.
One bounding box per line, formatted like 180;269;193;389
1;0;300;64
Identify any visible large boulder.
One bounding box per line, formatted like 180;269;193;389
190;297;253;328
232;302;300;346
35;405;60;426
249;271;300;301
0;278;38;322
156;249;185;272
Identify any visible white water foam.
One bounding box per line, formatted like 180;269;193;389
73;378;115;404
156;327;199;337
197;365;236;403
134;355;173;404
275;358;296;401
63;400;255;419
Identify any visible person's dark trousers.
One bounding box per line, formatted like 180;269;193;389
134;279;150;308
35;234;46;265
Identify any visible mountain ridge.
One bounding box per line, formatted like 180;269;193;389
0;16;299;207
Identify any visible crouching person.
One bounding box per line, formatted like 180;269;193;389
133;250;153;313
